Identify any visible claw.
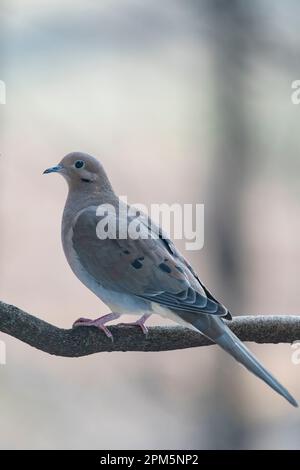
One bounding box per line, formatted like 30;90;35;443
72;317;93;327
72;312;120;342
98;323;114;342
117;314;151;336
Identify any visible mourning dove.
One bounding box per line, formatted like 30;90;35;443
44;152;297;407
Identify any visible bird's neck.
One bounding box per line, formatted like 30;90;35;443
63;184;117;226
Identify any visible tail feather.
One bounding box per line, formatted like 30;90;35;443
192;316;298;407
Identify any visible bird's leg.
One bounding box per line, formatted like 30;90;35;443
117;313;151;335
72;312;120;340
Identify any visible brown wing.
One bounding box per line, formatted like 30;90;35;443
72;205;229;317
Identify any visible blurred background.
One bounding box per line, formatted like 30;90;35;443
1;0;300;450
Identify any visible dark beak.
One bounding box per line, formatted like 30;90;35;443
43;164;63;174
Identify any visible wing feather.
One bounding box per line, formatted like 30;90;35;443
72;205;230;318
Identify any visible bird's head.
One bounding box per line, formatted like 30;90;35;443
43;152;112;191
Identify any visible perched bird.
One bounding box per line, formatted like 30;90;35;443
44;152;297;407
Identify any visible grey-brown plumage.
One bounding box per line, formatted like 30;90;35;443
43;151;297;407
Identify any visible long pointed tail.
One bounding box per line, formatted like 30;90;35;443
192;316;298;407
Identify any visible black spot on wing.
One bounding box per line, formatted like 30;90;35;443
131;259;143;269
158;262;172;273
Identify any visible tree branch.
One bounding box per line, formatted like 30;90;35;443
0;300;300;357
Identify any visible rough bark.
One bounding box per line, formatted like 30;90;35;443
0;301;299;357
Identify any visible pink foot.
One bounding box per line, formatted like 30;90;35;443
72;313;120;341
117;314;151;336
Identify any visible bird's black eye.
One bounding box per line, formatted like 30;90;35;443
75;160;85;169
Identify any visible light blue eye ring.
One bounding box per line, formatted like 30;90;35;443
75;160;85;169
